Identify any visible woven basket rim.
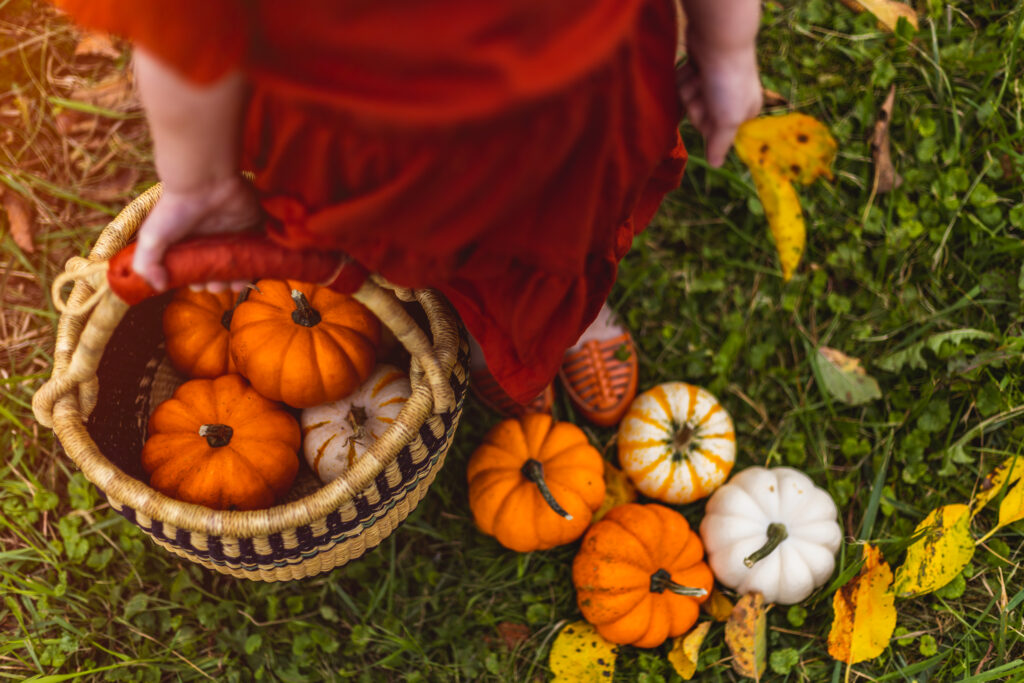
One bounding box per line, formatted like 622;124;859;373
46;182;465;537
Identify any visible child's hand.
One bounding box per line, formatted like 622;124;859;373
133;175;262;291
677;43;762;168
676;0;763;167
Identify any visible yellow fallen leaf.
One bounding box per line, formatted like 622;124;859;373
725;592;766;680
971;459;1024;516
702;588;734;622
667;621;711;680
977;477;1024;545
827;544;896;665
734;114;837;281
549;620;618;682
749;165;804;281
996;478;1024;529
842;0;920;32
893;504;975;598
592;460;638;522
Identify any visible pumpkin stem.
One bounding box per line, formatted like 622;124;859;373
744;522;789;567
520;458;573;521
290;289;322;327
673;423;694;452
649;568;707;597
221;286;251;330
199;423;233;448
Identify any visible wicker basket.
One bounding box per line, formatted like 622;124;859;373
32;184;469;581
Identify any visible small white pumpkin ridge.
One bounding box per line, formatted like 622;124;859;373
300;364;411;483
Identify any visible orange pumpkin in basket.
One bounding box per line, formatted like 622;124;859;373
229;279;381;408
467;413;605;552
142;374;301;510
572;503;713;648
163;288;242;378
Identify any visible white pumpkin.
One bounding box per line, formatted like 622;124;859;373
618;382;735;504
699;467;843;605
301;364;411;483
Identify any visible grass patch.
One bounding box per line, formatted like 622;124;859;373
2;0;1023;681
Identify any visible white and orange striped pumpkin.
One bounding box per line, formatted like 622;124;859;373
300;364;411;483
617;382;735;504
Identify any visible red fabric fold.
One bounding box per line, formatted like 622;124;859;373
54;0;686;404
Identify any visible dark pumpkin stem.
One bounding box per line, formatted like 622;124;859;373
290;289;322;327
221;286;252;330
520;458;573;521
649;568;707;597
673;423;694;451
744;522;788;568
199;423;233;448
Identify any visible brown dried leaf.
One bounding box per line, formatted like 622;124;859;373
871;85;901;194
55;108;98;138
1;187;35;253
762;88;788;106
496;622;531;650
673;0;687;60
725;592;767;680
74;31;121;60
70;72;138;112
81;166;140;202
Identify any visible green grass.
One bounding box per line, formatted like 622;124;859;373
2;0;1024;681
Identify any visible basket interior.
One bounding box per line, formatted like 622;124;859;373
85;290;419;504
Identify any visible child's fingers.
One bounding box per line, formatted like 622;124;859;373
705;125;739;168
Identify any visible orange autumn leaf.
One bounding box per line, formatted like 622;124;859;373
735;114;837;281
1;187;35;253
827;544;897;665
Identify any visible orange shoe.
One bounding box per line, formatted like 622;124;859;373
559;332;639;427
471;367;555;418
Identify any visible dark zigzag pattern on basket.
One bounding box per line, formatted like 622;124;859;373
113;346;468;569
115;416;455;566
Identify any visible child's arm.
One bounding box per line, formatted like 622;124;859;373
132;48;261;290
677;0;762;167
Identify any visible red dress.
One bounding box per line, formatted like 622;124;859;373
56;0;686;403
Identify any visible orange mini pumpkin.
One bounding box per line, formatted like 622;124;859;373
572;503;713;648
163;288;241;378
229;279;381;409
467;413;605;552
141;374;301;510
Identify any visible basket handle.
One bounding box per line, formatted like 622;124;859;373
105;232;371;304
33;234;456;428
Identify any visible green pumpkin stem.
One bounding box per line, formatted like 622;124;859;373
199;423;233;448
744;522;789;568
521;458;573;521
290;289;322;327
649;568;707;597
